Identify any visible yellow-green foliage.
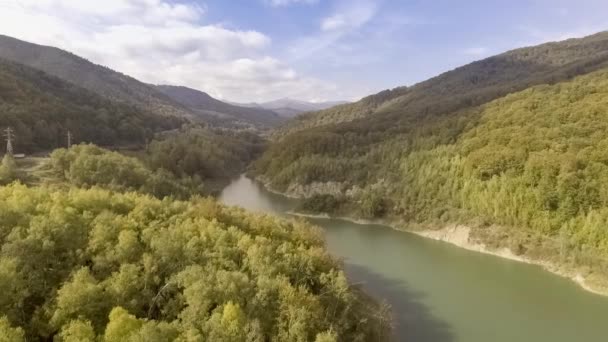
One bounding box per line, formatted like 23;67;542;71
257;66;608;276
272;32;608;138
143;127;265;181
49;144;203;199
0;184;389;341
0;155;19;185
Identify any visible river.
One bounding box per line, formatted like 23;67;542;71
219;175;608;342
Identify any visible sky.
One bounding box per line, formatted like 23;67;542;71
0;0;607;103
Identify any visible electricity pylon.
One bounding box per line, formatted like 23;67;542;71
3;127;14;156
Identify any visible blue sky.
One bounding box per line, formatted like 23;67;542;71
1;0;608;102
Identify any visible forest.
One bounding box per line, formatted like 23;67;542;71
4;20;608;342
275;31;608;138
256;55;608;287
142;127;266;189
0;58;185;153
0;184;389;341
0;122;389;341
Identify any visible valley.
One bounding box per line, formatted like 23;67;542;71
220;175;608;342
2;13;608;341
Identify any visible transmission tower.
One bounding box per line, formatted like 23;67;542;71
3;127;14;156
67;130;72;148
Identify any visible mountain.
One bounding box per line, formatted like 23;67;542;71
238;98;349;117
0;57;182;152
156;85;284;128
0;35;197;120
274;31;608;137
0;35;281;129
254;31;608;292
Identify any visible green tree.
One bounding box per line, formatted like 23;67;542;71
0;154;18;184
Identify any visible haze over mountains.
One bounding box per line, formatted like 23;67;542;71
155;85;284;127
236;98;350;118
0;35;325;131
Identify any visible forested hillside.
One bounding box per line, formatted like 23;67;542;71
255;32;608;289
142;127;265;189
275;31;608;137
0;184;389;341
156;85;283;129
46;145;203;198
0;35;198;120
0;58;183;153
0;35;288;129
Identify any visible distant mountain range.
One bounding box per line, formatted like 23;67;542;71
0;35;282;129
235;98;349;117
0;57;184;152
156;85;283;127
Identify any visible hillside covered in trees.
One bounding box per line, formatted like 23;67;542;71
0;58;184;153
0;35;284;130
0;35;196;120
46;145;203;199
0;184;389;341
274;31;608;138
156;85;283;129
255;32;608;289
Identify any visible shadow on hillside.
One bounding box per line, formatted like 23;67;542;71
345;263;455;342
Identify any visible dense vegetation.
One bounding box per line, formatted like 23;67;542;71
142;127;265;188
274;31;608;138
0;155;20;185
256;33;608;287
0;58;183;153
0;34;394;342
0;184;389;341
0;35;196;121
48;144;202;199
0;35;284;129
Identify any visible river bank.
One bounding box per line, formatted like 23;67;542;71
221;175;608;342
257;176;608;296
298;211;608;297
289;210;608;296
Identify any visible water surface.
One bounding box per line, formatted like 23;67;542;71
220;175;608;342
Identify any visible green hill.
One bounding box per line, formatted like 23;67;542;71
255;32;608;290
0;35;196;120
0;184;389;341
0;35;282;129
274;31;608;138
0;58;183;153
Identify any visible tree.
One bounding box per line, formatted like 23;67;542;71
0;184;389;341
0;317;25;342
0;154;18;184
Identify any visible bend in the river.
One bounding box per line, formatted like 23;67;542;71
220;175;608;342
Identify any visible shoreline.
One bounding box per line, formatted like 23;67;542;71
254;176;608;296
287;211;608;297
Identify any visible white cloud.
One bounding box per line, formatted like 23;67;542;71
289;0;378;61
321;14;347;31
265;0;319;7
0;0;338;102
462;47;489;56
319;0;377;33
